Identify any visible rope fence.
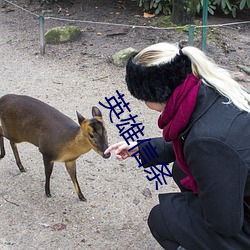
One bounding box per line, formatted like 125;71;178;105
4;0;39;17
3;0;250;55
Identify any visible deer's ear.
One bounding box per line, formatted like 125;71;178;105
76;111;85;125
92;106;102;118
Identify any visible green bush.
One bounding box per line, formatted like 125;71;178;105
196;0;216;15
135;0;172;15
38;0;58;4
135;0;250;17
212;0;250;17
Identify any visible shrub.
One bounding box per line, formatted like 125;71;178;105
38;0;58;4
135;0;172;15
135;0;250;17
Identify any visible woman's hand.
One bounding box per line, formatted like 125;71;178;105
104;141;139;160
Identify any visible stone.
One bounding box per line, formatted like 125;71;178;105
44;26;82;44
112;47;138;67
141;187;152;198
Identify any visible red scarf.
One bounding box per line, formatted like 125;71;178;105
158;73;200;194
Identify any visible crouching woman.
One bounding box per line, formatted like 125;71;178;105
105;42;250;250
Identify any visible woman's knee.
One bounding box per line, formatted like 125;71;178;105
148;204;161;233
148;204;179;249
148;204;171;239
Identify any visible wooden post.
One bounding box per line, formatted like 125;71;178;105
39;11;45;55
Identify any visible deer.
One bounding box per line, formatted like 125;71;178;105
0;94;111;201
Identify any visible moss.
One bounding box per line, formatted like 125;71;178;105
45;26;82;44
152;16;172;27
152;16;198;32
112;48;138;67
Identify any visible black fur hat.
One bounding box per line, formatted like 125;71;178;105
125;52;192;103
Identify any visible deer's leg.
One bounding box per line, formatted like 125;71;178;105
43;155;54;198
65;161;86;202
10;141;25;172
0;127;5;159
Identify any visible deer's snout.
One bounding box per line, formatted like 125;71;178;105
102;152;111;159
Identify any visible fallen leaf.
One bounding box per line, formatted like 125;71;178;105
51;223;67;231
143;12;155;18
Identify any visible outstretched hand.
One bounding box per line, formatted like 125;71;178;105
104;141;139;160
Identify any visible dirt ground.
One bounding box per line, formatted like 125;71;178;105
0;0;249;249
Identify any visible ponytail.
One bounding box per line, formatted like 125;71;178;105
182;46;250;112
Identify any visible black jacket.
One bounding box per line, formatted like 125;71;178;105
139;84;250;249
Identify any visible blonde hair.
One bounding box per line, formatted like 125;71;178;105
134;42;250;113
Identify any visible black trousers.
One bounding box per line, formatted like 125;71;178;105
148;162;188;250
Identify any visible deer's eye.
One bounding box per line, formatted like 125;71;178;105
89;133;94;139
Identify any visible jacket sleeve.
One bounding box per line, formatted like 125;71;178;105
138;137;176;168
185;136;248;237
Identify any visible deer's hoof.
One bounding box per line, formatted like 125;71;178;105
79;196;87;202
46;193;52;198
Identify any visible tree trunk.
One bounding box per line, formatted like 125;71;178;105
171;0;198;25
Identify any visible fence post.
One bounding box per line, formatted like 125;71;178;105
202;0;208;51
39;11;45;55
188;25;195;46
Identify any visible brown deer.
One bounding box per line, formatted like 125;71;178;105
0;94;111;201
